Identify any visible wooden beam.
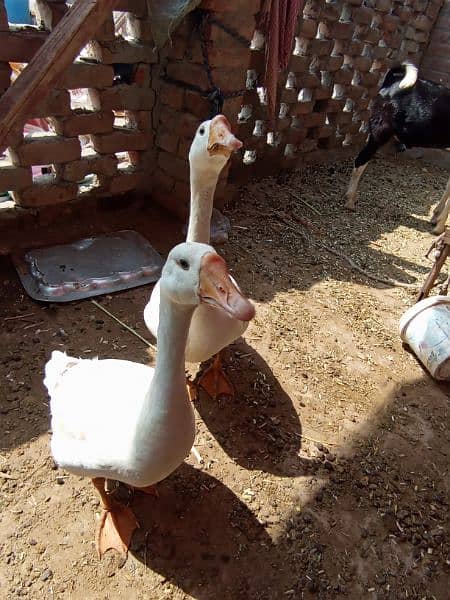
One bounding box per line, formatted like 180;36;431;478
0;0;118;154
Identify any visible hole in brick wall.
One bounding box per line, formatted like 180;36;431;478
279;103;289;119
246;70;258;90
316;23;326;39
257;87;267;105
78;173;100;195
0;191;14;210
332;84;344;100
9;62;26;85
284;144;296;158
113;11;128;37
253;120;265;137
371;15;382;29
250;30;265;51
115;152;132;171
238;105;252;123
113;111;127;128
294;37;309;56
309;55;320;73
243;150;256;165
343;99;354;112
321;71;332;88
352;71;361;86
267;132;281;147
332;41;345;56
285;72;296;89
69;89;95;111
298;88;312;102
342;133;352;147
32;164;56;184
23;118;53;138
340;5;351;23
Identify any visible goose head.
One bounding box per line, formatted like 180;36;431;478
161;242;255;321
189;115;243;177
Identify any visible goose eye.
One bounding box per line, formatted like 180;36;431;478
179;259;190;270
199;127;205;136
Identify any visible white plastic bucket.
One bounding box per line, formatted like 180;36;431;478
399;295;450;380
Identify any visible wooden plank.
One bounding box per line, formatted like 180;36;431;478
0;0;119;154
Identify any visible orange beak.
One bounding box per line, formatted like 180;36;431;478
207;115;243;157
199;253;255;322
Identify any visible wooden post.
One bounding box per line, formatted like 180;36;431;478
0;0;119;154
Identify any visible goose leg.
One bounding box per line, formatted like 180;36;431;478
136;484;159;497
186;376;198;403
197;353;234;400
92;477;139;558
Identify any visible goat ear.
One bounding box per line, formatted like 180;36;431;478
379;88;390;98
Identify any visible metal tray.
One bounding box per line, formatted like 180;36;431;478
13;230;163;302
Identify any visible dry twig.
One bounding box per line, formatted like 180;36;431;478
91;300;157;352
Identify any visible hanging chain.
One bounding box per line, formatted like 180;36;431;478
161;9;250;117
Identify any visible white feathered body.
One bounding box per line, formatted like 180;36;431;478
144;278;248;363
45;351;195;488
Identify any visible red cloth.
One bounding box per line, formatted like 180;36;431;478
259;0;304;126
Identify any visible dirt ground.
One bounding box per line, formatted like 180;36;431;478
0;156;449;600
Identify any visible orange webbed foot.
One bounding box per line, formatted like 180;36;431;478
96;504;139;558
198;354;234;400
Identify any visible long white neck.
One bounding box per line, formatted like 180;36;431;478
186;167;221;244
133;288;194;448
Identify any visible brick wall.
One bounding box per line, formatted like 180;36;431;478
421;0;450;84
0;0;445;244
0;0;156;214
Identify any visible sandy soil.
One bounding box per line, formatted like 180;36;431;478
0;156;448;599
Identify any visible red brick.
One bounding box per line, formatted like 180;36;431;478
307;39;334;56
0;30;48;62
0;62;11;90
152;167;175;193
0;1;8;30
289;55;311;73
383;13;401;33
299;19;318;39
185;90;211;121
10;136;81;166
32;90;71;118
13;182;78;207
200;0;260;13
158;150;189;182
115;0;148;17
166;62;209;90
352;6;373;25
51;112;114;137
413;15;433;32
320;55;344;72
159;105;199;138
89;39;158;64
58;154;118;182
159;83;185;110
109;171;143;195
91;86;155;111
156;128;179;154
57;62;114;89
0;165;32;192
91;130;149;154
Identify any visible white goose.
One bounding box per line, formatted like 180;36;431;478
144;115;254;399
44;242;249;558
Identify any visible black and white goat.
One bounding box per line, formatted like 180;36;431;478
345;63;450;234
